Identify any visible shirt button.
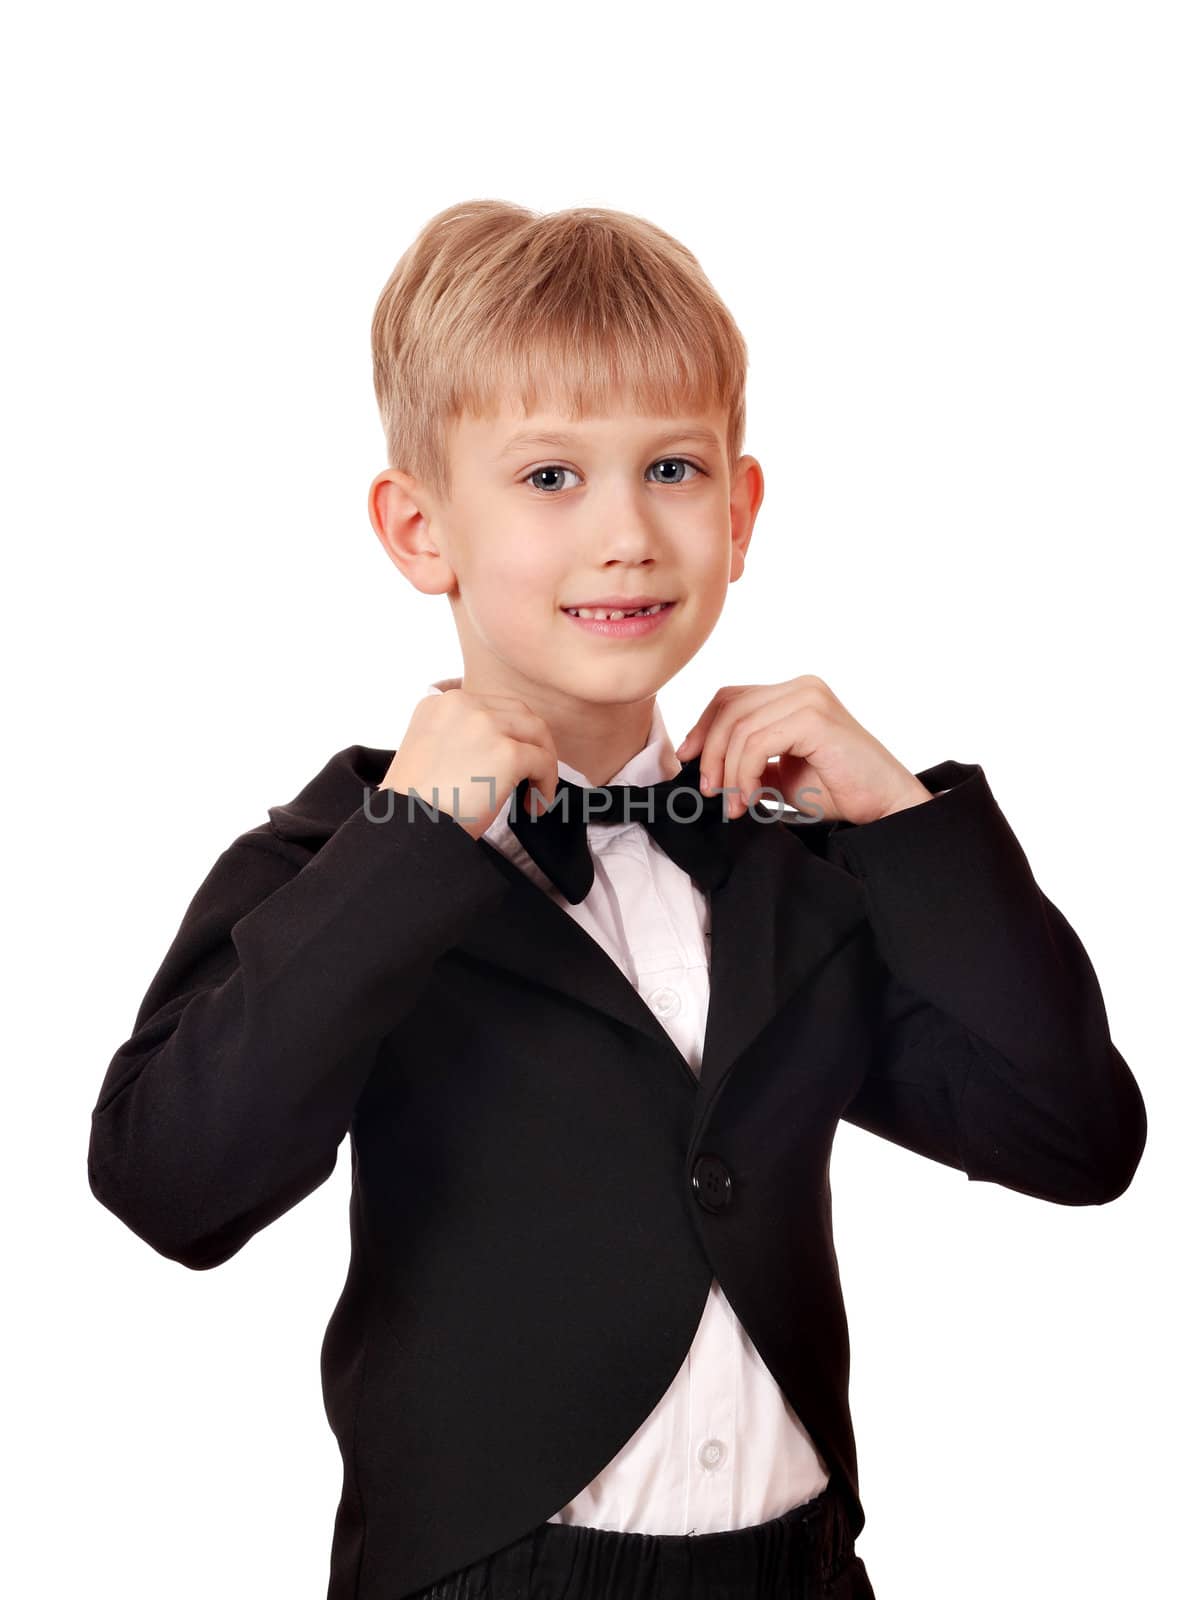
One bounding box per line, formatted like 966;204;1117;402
648;986;681;1018
697;1438;727;1471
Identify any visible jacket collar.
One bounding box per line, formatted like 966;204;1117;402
267;738;870;1123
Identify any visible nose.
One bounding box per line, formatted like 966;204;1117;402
586;481;668;565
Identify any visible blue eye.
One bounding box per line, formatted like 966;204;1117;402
524;458;704;494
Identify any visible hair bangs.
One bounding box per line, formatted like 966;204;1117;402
373;201;748;502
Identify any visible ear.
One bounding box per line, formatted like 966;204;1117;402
368;469;456;597
728;454;763;581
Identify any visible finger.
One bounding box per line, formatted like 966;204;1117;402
471;710;559;813
715;682;828;807
516;742;560;815
698;686;780;797
755;751;809;810
678;684;761;770
725;706;815;816
489;727;558;815
501;717;560;812
728;717;798;814
731;710;826;818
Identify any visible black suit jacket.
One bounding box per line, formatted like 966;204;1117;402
87;749;1148;1599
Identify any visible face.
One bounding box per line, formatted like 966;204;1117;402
371;396;763;720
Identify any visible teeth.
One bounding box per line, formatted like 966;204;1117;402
565;603;668;620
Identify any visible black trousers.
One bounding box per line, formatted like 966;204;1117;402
405;1482;875;1599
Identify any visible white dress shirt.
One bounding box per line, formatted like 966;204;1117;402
424;677;830;1535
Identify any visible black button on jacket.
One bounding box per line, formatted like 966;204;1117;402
87;750;1148;1599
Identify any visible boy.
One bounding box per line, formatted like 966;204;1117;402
87;200;1148;1600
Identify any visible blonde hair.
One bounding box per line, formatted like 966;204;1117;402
371;199;748;502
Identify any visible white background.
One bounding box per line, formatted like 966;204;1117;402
4;3;1175;1596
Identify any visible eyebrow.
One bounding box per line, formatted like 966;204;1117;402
496;425;723;460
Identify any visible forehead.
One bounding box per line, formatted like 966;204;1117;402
453;399;727;461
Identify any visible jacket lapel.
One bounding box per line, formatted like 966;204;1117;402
696;812;867;1107
443;807;868;1111
268;746;868;1114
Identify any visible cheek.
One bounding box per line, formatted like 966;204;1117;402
494;551;555;611
678;511;733;571
466;550;557;640
693;536;737;594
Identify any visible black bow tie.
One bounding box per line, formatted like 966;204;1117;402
506;753;737;904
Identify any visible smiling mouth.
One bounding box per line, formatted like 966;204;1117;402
561;601;675;620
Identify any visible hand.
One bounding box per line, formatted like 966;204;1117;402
381;689;559;842
674;676;932;825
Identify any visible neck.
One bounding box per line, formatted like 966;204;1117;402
453;672;662;788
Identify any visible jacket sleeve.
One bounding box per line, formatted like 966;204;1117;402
88;793;511;1269
829;761;1148;1207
